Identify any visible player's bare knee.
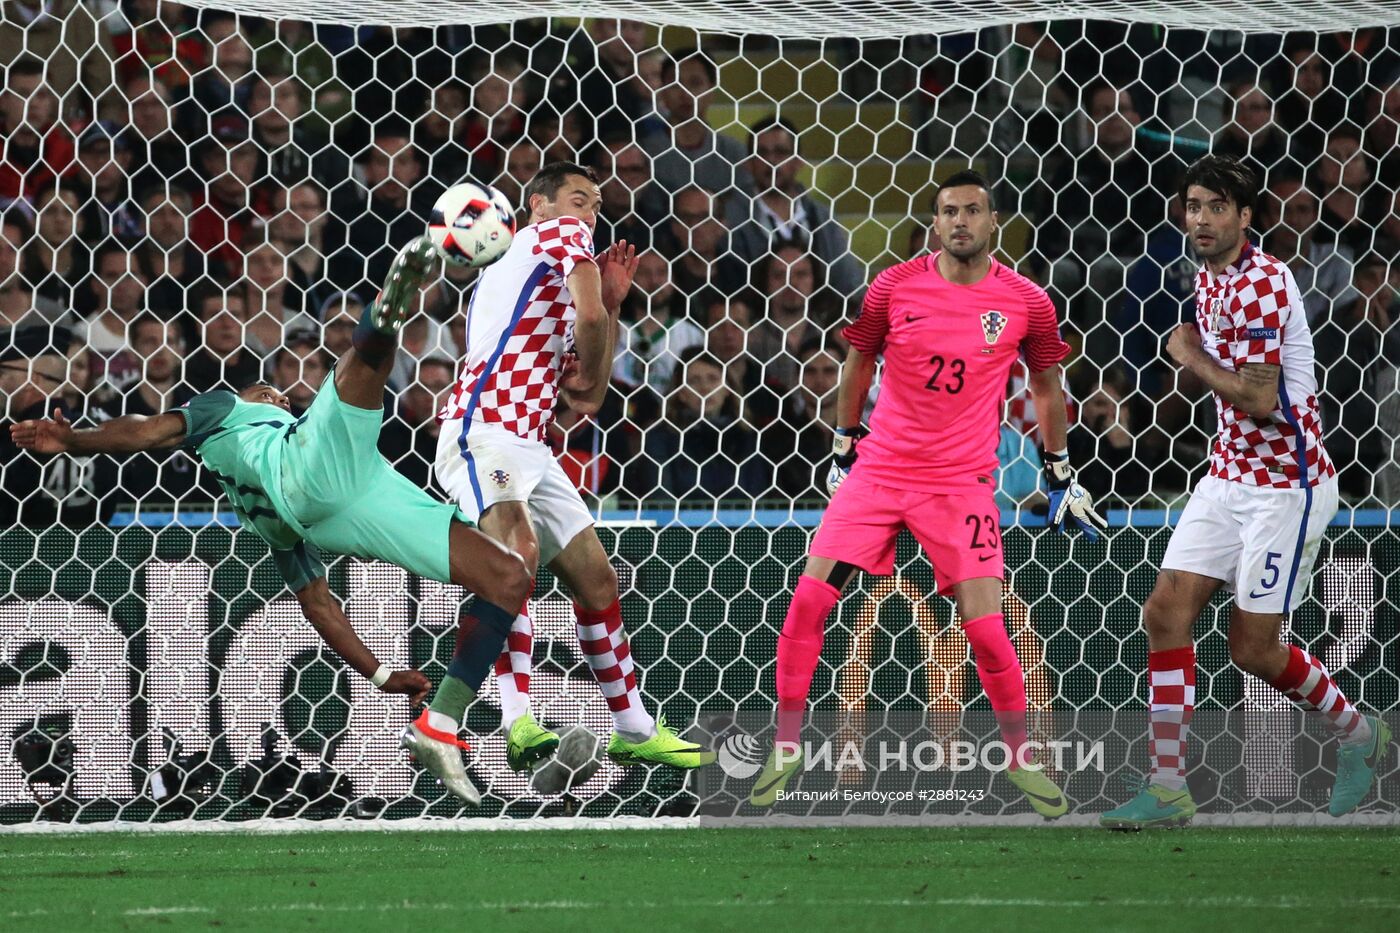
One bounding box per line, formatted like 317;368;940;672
1142;587;1190;643
574;559;619;612
488;550;533;609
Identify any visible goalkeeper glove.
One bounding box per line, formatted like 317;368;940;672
1041;448;1108;540
825;424;868;497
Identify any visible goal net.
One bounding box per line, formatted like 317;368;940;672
1;2;1397;825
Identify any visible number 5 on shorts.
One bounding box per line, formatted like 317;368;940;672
1252;550;1283;598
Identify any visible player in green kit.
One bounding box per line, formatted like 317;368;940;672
9;237;529;806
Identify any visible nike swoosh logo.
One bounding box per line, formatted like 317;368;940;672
1248;589;1273;599
1022;787;1062;805
905;314;925;322
1365;733;1383;771
977;554;998;562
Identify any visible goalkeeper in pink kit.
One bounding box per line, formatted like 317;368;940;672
753;171;1106;815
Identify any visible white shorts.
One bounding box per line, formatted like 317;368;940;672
435;418;594;566
1161;475;1339;614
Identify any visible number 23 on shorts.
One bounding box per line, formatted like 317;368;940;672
966;513;1000;562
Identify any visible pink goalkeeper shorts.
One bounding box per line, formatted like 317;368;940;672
809;473;1003;593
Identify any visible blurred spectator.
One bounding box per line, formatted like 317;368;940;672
760;340;842;501
249;19;351;139
241;229;297;353
995;424;1043;511
753;242;828;386
418;81;471;191
1067;370;1150;506
1030;81;1169;319
645;49;753;198
135;187;206;313
612;251;703;392
494;140;543;213
0;326;100;526
1376;185;1400;255
535;105;591;165
379;355;456;488
726;116;863;297
1366;76;1400;191
1114;198;1194;396
576;18;661;141
591;137;666;250
700;290;774;405
462;60;528;179
81;244;148;388
658;185;744;296
1315;255;1394;500
0;0;119;119
186;12;254;125
189;119;259;277
330;120;435;293
1214;81;1289;183
110;0;204;93
0;57;73;204
269;181;334;312
1274;43;1352;161
271;331;331;415
1261;176;1358;324
91;314;204;512
1312;126;1379;254
389;310;459;391
1377;319;1400;506
73;121;142;243
185;282;260;391
57;338;96;414
122;74;187;195
20;186;85;322
0;210;37;329
633;347;764;502
249;71;349;195
317;291;365;357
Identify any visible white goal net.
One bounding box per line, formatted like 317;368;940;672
0;2;1397;824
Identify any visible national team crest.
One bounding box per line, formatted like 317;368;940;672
1209;296;1226;332
490;469;510;489
980;310;1007;345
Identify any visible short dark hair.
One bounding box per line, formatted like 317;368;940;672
1179;154;1258;215
933;169;996;211
660;48;717;86
524;161;599;206
8;56;43;80
130;312;168;337
748;115;799;153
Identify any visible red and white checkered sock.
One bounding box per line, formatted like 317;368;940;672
575;599;655;738
494;608;533;729
1269;644;1372;746
1148;646;1196;791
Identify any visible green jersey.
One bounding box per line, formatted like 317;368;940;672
179;391;325;591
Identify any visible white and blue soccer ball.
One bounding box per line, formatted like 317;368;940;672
427;181;516;268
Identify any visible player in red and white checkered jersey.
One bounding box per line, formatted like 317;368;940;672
1102;155;1387;831
434;162;713;781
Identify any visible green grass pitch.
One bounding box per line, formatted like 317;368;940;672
1;827;1396;931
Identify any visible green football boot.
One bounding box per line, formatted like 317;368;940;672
1006;764;1069;820
1330;716;1391;817
1100;782;1197;831
749;744;804;808
374;235;438;332
505;712;560;773
606;717;716;768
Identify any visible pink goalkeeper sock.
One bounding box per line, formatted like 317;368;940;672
963;613;1028;769
775;575;841;747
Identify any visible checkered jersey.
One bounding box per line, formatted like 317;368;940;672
440;216;596;442
1194;243;1335;489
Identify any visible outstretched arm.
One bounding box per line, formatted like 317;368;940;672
294;577;430;705
10;408;187;455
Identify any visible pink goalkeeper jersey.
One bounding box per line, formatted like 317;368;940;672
841;253;1071;492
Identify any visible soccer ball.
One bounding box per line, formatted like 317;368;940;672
427;182;516;268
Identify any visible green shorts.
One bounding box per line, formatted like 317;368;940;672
278;373;466;583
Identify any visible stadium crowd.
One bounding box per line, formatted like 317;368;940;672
1;6;1398;527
